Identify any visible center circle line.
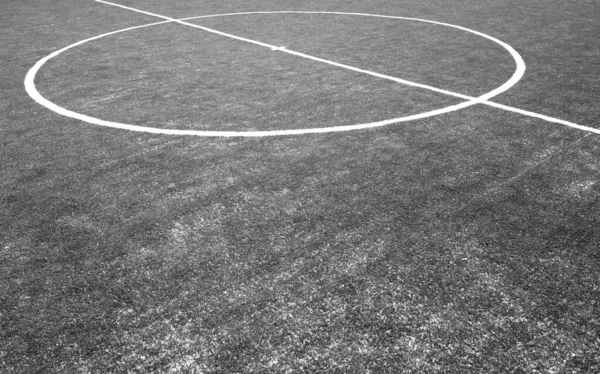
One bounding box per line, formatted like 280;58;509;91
25;10;525;137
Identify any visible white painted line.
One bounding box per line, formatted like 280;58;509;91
94;1;480;101
485;101;600;134
178;11;528;103
24;6;599;136
95;0;282;51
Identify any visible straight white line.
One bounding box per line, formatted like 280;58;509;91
95;0;281;50
485;101;600;134
177;10;527;102
95;0;472;101
92;0;600;136
282;48;473;101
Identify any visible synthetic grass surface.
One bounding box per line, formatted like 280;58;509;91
40;21;461;132
2;0;600;372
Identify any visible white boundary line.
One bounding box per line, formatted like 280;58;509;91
23;2;600;136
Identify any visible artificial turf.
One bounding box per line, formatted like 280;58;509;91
1;0;599;372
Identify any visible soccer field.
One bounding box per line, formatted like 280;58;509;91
2;0;599;372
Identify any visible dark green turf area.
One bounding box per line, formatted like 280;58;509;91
1;0;600;372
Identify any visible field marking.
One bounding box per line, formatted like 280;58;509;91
93;1;517;103
24;4;600;136
22;11;517;136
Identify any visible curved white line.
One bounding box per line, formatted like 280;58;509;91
24;19;172;125
27;7;595;137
